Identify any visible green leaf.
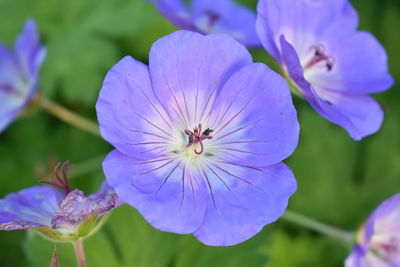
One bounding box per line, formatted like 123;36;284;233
102;205;180;267
81;0;156;37
175;233;266;267
23;230;120;267
262;228;347;267
40;29;118;105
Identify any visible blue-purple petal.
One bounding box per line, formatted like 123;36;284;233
210;62;299;166
96;56;170;160
0;107;20;133
280;35;385;140
346;194;400;266
306;92;384;141
345;245;365;267
257;0;393;140
152;0;260;47
312;32;394;94
15;19;46;86
279;35;313;96
192;0;260;47
90;181;124;207
364;194;400;241
149;30;252;123
0;186;64;230
0;19;45;133
194;163;296;246
256;0;354;60
103;149;208;234
98;31;299;246
152;0;194;30
0;44;22;132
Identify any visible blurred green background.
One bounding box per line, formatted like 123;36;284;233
0;0;399;266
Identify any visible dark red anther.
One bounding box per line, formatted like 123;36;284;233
205;10;220;32
0;84;23;97
304;45;335;72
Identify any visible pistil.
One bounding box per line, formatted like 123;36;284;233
376;237;400;260
40;161;73;194
185;123;213;155
304;45;335;72
204;10;220;33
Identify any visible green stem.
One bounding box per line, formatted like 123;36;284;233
39;96;101;137
68;154;106;179
73;239;86;267
282;210;354;243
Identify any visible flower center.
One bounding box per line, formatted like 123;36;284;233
204;10;220;33
0;84;23;97
184;123;213;155
374;236;400;261
304;45;335;72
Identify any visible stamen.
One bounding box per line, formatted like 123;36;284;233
326;57;335;71
0;84;23;97
377;237;400;260
304;45;335;72
205;10;220;32
185;123;213;155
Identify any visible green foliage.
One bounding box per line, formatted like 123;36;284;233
262;228;348;267
22;205;267;267
175;232;266;267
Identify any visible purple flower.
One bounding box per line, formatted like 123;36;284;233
150;0;261;47
97;30;299;246
0;162;118;242
346;194;400;267
256;0;394;140
0;19;46;133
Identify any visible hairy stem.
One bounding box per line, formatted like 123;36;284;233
39;96;100;137
282;210;354;243
73;239;86;267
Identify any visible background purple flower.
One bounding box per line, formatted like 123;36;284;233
150;0;261;47
0;19;46;133
345;194;400;266
256;0;394;140
97;30;299;246
0;182;118;242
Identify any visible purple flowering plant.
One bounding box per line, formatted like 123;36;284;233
149;0;261;47
0;162;119;242
97;30;299;246
346;194;400;267
256;0;394;140
0;19;45;133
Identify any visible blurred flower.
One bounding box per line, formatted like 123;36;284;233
149;0;261;47
256;0;394;140
0;19;46;133
0;162;119;242
97;30;299;246
346;194;400;266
